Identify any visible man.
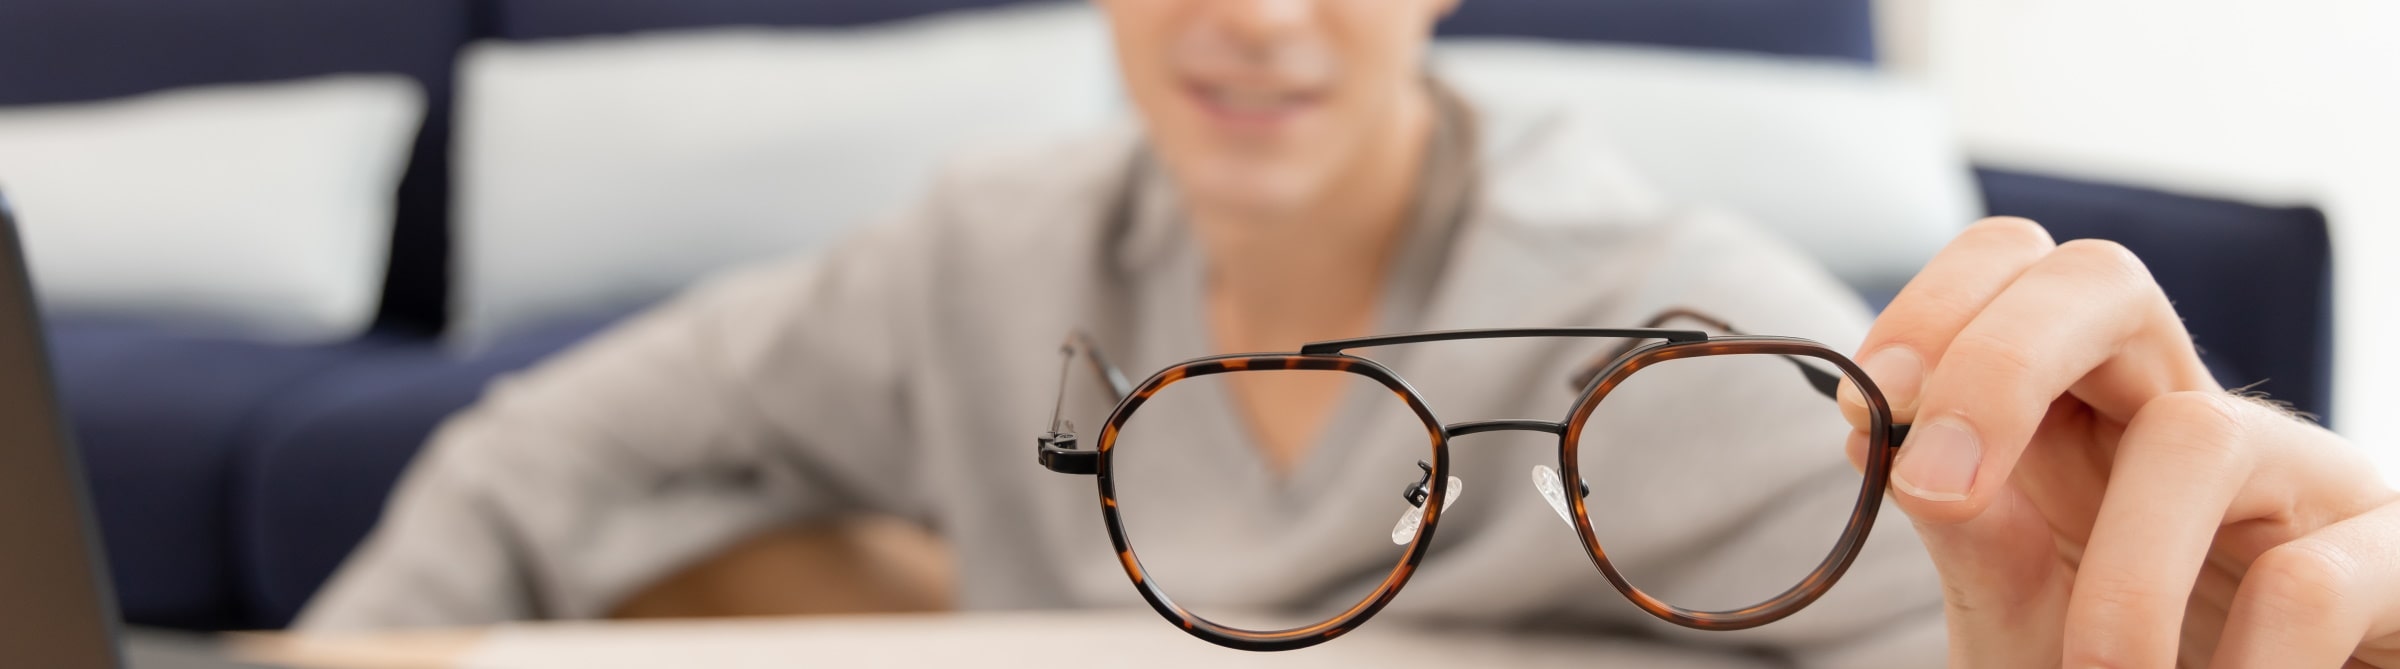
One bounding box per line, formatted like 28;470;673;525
307;1;2400;666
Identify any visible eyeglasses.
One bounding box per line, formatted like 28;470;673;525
1034;311;1911;651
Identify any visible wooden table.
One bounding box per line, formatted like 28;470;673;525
233;611;1786;669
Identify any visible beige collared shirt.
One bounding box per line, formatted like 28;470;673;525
302;86;1945;667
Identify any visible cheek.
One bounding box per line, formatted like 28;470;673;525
1333;4;1433;97
1102;7;1203;145
1102;5;1172;99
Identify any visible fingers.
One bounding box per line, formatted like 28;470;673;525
1838;217;2056;428
2059;391;2261;667
2211;498;2400;668
2062;393;2396;668
1894;237;2219;520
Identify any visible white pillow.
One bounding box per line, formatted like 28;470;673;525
1433;41;1982;295
454;2;1117;344
0;75;423;341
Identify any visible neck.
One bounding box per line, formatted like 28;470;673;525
1195;84;1439;354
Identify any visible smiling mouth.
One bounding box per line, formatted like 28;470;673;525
1186;81;1323;130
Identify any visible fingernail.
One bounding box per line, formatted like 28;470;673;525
1893;419;1980;502
1841;346;1924;412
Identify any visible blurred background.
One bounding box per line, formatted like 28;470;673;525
0;0;2387;636
1880;0;2399;480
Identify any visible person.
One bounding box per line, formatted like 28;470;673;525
302;0;2400;666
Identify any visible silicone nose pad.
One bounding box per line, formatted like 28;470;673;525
1390;475;1464;545
1531;465;1575;527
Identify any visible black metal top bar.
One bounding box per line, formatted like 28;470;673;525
1443;419;1567;437
1299;327;1709;355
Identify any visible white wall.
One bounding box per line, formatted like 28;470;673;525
1878;0;2400;482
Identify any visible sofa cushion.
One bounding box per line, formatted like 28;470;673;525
490;0;1039;39
0;0;474;336
450;3;1115;344
1;76;425;341
46;317;360;629
235;313;625;627
1435;40;1977;297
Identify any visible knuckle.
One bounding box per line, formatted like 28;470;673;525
2048;239;2156;292
2033;239;2182;339
2078;570;2173;615
2244;541;2357;618
1876;218;2055;351
1896;284;1986;330
1945;328;2046;385
2126;390;2252;462
1963;216;2059;253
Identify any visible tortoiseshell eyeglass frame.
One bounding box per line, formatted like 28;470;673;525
1035;314;1910;652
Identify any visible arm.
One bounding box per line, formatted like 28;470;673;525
298;216;935;630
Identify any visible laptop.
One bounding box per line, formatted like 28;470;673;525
0;188;278;669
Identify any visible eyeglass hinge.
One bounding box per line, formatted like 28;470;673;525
1038;432;1099;475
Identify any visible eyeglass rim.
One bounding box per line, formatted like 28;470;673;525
1558;335;1901;631
1092;352;1450;652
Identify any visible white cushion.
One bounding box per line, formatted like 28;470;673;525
0;75;422;341
453;2;1117;344
1434;41;1982;295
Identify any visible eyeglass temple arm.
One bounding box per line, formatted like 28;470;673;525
1566;309;1843;401
1039;331;1130;475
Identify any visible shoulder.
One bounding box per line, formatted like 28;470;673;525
728;125;1135;298
663;125;1139;341
1639;208;1872;346
886;125;1140;305
919;124;1142;240
1454;89;1870;345
1463;89;1675;238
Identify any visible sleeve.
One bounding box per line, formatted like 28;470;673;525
296;205;940;631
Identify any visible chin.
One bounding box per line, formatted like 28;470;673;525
1179;159;1323;218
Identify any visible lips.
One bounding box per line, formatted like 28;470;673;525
1186;81;1323;130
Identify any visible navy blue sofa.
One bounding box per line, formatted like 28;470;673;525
1;0;2332;631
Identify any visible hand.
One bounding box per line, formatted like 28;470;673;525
1837;217;2400;667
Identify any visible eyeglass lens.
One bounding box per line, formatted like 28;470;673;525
1108;367;1436;633
1570;351;1872;613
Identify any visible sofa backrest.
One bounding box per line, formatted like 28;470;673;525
481;0;1877;63
2;1;2331;423
1977;169;2336;424
0;0;1876;335
1441;0;1875;61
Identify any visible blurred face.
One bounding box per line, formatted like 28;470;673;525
1098;0;1457;217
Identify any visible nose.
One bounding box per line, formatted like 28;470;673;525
1214;0;1311;45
